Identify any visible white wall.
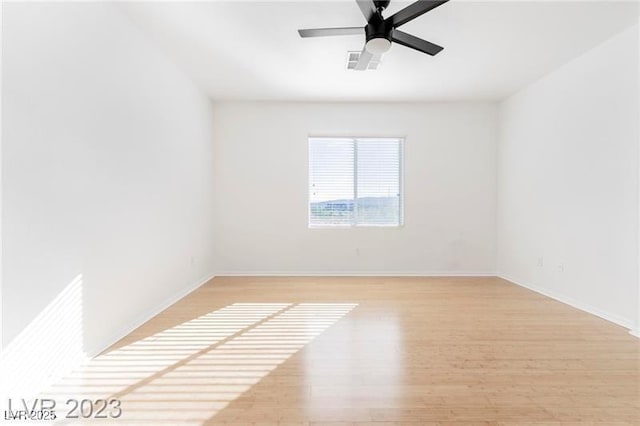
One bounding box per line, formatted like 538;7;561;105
637;25;640;337
1;2;215;394
212;102;497;275
497;24;639;329
0;1;4;356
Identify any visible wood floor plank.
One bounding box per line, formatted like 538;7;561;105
43;277;640;424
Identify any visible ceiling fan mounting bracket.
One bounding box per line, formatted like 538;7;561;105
373;0;391;12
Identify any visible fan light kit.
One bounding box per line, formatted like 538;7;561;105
298;0;449;70
365;38;392;55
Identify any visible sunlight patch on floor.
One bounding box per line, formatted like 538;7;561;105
41;302;357;424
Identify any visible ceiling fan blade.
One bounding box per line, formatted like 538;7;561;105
298;27;363;38
385;0;449;28
392;30;443;56
356;0;378;22
354;47;373;70
354;47;382;71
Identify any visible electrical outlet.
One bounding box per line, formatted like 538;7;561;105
537;257;544;267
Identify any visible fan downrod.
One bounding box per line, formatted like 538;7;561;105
373;0;391;12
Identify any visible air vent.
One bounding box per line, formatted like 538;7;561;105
346;51;381;70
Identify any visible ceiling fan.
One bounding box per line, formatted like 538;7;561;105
298;0;449;70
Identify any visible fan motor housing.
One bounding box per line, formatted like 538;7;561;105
365;17;393;42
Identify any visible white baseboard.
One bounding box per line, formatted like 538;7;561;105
214;270;497;277
499;274;635;331
82;271;638;358
85;271;215;357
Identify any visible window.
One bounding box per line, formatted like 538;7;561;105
308;137;403;227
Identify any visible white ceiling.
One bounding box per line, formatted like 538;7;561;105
120;1;639;102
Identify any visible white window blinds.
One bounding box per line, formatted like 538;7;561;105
309;137;403;227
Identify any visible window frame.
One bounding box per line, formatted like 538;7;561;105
307;136;405;229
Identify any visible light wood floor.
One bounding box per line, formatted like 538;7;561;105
46;277;639;425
